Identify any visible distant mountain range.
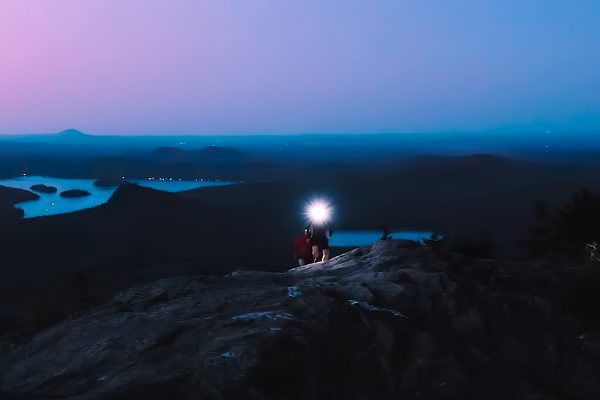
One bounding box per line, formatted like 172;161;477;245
2;129;600;170
2;129;600;156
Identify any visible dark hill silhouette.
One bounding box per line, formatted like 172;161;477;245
105;183;188;209
408;154;540;181
199;144;245;157
525;189;600;259
2;154;600;336
414;153;512;164
0;185;39;205
153;145;250;164
153;146;188;156
93;177;130;187
0;182;305;333
0;185;38;223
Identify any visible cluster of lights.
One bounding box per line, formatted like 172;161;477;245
146;177;184;181
143;177;225;182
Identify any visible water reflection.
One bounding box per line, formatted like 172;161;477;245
330;230;434;246
0;176;234;218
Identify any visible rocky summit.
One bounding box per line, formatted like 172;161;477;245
1;240;600;400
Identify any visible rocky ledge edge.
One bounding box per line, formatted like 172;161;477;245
1;240;600;400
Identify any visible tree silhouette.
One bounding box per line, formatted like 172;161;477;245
0;205;24;222
525;189;600;259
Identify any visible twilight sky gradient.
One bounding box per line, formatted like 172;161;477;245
1;0;599;135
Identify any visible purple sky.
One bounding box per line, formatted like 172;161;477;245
1;0;599;135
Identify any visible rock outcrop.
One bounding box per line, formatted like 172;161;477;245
93;178;130;188
1;240;599;400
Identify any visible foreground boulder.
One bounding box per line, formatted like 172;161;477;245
1;240;600;400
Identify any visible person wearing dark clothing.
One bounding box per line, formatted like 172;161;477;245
293;228;314;266
310;223;333;262
381;226;391;240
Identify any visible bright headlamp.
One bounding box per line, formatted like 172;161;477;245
306;199;332;224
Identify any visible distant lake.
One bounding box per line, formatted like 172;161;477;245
0;176;234;218
330;230;434;246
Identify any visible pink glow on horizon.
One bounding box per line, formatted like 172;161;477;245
0;0;599;135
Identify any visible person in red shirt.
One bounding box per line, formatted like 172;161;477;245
293;227;314;266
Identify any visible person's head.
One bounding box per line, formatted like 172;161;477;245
304;226;311;236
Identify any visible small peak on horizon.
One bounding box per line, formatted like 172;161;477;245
58;129;87;136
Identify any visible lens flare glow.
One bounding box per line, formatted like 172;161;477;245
306;199;332;224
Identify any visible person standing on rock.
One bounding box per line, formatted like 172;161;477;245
293;227;314;266
381;226;391;240
305;199;334;262
310;222;333;262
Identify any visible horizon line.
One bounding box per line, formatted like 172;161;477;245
2;128;599;137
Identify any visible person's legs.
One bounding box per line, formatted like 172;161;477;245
298;258;306;267
312;245;320;262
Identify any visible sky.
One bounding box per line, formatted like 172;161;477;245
0;0;599;135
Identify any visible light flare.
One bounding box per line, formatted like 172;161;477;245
305;199;332;224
